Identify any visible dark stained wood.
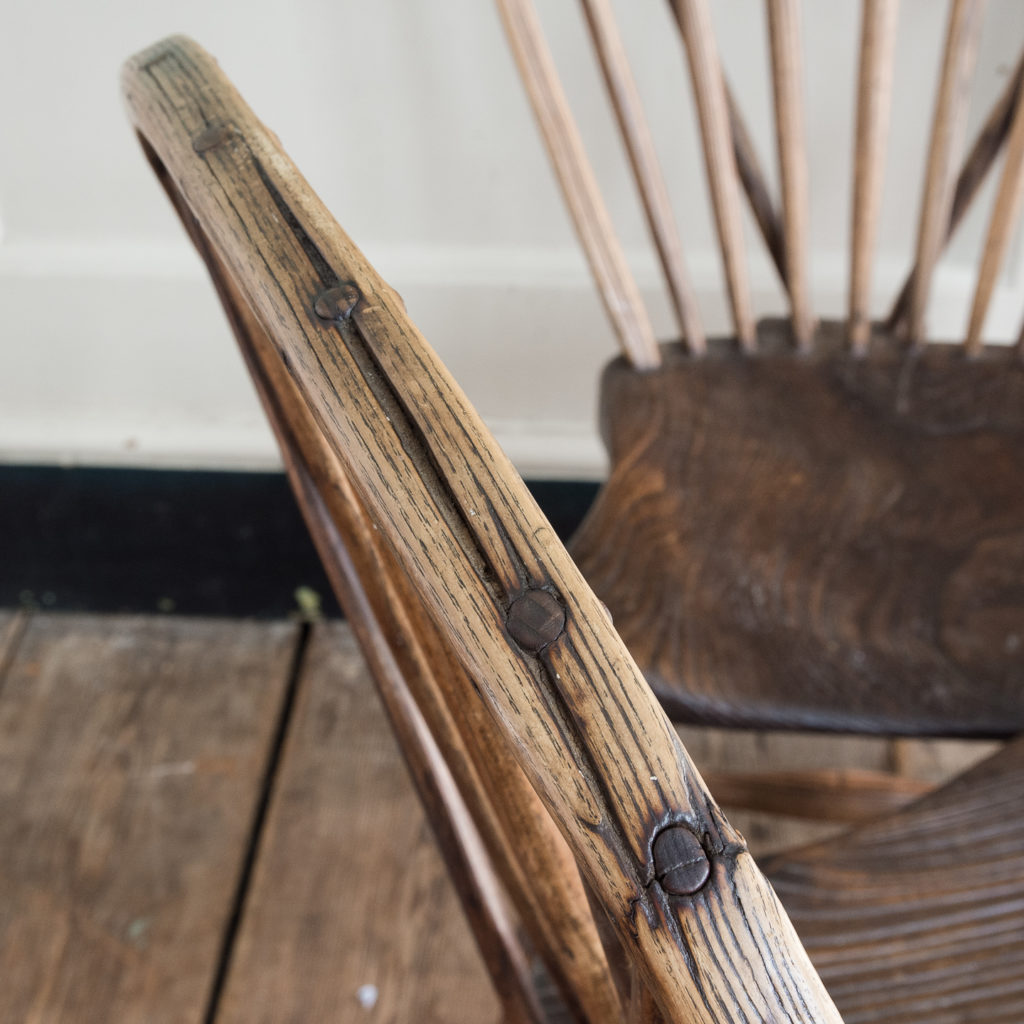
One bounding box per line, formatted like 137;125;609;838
217;623;500;1024
0;613;297;1024
764;735;1024;1023
124;37;842;1021
571;319;1024;736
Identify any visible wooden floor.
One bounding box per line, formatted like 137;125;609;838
0;612;997;1023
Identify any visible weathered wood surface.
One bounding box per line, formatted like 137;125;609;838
205;212;617;1022
572;320;1024;736
0;614;296;1024
124;36;842;1022
217;623;500;1024
764;735;1024;1023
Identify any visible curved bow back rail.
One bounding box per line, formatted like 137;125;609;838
501;0;1024;358
124;36;843;1024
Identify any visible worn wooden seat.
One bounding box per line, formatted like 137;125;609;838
500;0;1024;737
124;34;1024;1024
764;734;1024;1022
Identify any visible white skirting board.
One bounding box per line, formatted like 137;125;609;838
2;238;1021;480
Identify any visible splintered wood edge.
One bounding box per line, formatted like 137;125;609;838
123;36;842;1022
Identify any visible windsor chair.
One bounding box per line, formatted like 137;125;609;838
498;0;1024;741
123;29;1024;1024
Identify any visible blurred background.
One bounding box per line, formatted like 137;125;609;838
2;0;1024;615
3;0;1023;482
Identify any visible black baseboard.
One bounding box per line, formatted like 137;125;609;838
0;466;599;618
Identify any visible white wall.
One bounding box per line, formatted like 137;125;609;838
2;1;1022;478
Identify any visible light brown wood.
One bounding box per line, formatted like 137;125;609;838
668;0;757;350
849;0;899;352
906;0;985;345
579;0;706;355
0;613;297;1024
701;768;931;824
765;737;1024;1023
888;48;1024;331
891;736;1001;785
725;79;788;295
888;46;1024;333
180;187;620;1023
496;0;661;369
766;0;814;349
217;623;501;1024
124;36;842;1022
964;72;1024;354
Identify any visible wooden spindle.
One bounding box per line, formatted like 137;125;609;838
889;46;1024;330
964;75;1024;354
497;0;661;369
668;0;757;351
580;0;706;355
906;0;985;346
725;80;788;292
767;0;814;349
849;0;900;353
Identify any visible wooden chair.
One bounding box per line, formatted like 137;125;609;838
123;34;1024;1023
498;0;1024;744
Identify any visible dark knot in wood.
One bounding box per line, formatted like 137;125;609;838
652;825;710;896
506;589;566;653
314;284;361;322
192;122;234;154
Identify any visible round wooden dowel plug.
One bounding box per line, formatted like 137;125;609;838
506;589;566;653
652;825;710;896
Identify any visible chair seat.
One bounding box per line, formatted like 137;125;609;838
762;734;1024;1023
570;322;1024;736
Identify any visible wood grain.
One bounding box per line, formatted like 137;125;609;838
580;0;706;355
964;73;1024;354
124;36;841;1021
217;623;500;1024
572;319;1024;736
0;613;296;1024
496;0;661;369
849;0;899;352
764;736;1024;1023
905;0;985;345
173;173;620;1023
668;0;757;350
766;0;814;349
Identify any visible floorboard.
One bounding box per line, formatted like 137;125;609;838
0;613;298;1024
216;621;499;1024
